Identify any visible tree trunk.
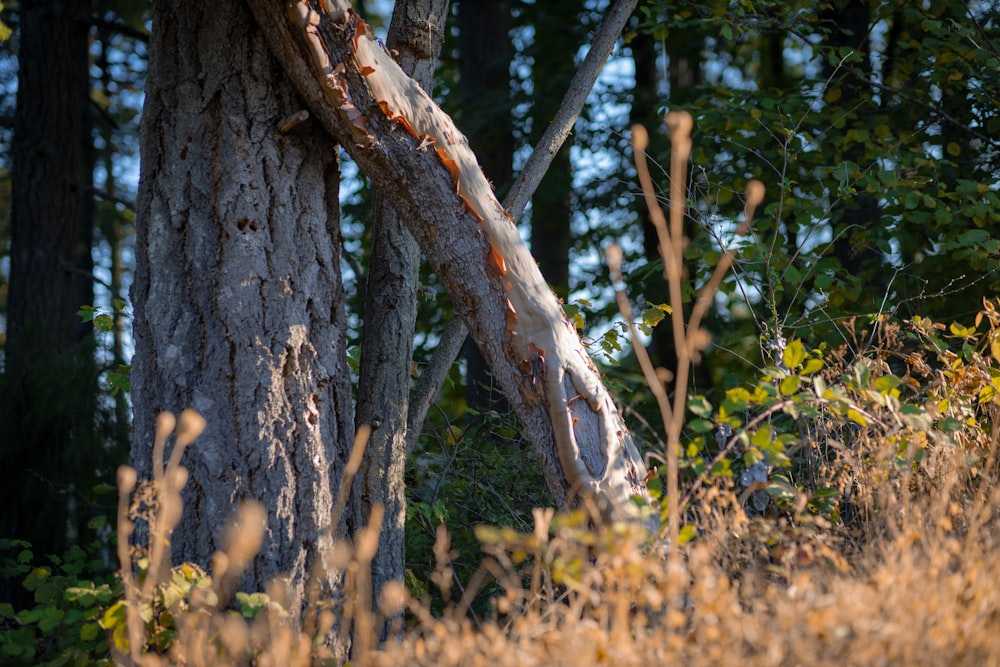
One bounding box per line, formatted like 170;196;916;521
821;0;884;308
457;0;514;416
356;0;447;630
527;1;577;298
131;0;358;649
2;0;98;605
247;0;651;519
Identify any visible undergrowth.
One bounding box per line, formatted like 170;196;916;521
5;303;999;665
4;110;1000;665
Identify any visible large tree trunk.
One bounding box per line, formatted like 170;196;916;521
356;0;448;628
131;0;358;647
2;0;98;605
247;0;650;519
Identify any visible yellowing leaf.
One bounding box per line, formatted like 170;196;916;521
782;339;805;369
946;142;961;157
949;322;976;337
847;408;868;427
780;375;801;396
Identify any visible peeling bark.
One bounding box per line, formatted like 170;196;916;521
247;0;650;518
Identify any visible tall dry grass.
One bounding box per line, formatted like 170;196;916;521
108;112;1000;665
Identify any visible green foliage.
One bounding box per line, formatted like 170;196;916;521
405;407;552;614
578;1;1000;428
100;562;223;656
0;3;11;42
638;299;1000;545
0;534;119;666
78;300;131;395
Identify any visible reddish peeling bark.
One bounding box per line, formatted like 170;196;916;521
245;0;650;519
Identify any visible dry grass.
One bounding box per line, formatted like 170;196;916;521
108;113;1000;665
113;391;1000;666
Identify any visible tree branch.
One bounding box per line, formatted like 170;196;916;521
246;0;650;518
405;0;640;444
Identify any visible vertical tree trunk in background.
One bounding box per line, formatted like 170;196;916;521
630;25;713;393
665;30;715;394
131;2;357;652
1;0;97;603
527;2;577;298
356;0;447;628
457;0;514;415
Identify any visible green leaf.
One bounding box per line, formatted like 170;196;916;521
77;305;98;322
79;621;102;642
687;418;714;433
641;303;671;328
688;395;713;418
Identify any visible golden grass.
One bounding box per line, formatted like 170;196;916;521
108;112;1000;666
111;387;1000;666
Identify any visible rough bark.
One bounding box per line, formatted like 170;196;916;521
2;0;98;604
131;0;358;644
356;0;448;629
246;1;651;519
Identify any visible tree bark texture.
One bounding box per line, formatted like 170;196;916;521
131;0;358;631
246;1;651;519
2;0;98;602
356;0;448;627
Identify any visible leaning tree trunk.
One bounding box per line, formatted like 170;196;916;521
131;0;358;645
246;0;650;519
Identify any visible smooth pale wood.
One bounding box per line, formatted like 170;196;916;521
247;1;651;519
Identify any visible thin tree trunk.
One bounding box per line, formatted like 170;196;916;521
356;0;448;629
247;0;651;519
822;0;883;305
527;2;576;298
132;2;357;654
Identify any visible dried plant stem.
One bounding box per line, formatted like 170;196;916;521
627;114;765;545
114;465;143;666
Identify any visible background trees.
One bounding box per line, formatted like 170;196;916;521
1;0;998;631
0;0;146;607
